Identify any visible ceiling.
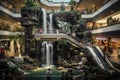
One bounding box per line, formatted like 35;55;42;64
0;0;110;12
40;0;110;11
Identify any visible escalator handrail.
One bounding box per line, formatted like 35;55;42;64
94;46;113;67
92;46;112;69
95;46;120;73
35;33;85;49
86;46;105;69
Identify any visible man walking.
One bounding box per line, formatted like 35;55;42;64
46;68;52;80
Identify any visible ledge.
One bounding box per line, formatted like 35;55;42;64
81;0;118;18
0;30;23;35
92;23;120;34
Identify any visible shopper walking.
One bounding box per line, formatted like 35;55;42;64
61;71;66;80
46;68;52;80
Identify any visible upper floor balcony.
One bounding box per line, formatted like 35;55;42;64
0;0;119;19
92;23;120;37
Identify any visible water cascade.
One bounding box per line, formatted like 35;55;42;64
41;8;47;66
49;14;53;33
41;9;54;67
46;43;50;65
41;42;47;65
42;8;47;34
48;14;54;65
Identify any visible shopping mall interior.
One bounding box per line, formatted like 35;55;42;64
0;0;120;80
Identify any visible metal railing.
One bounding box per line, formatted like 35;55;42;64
33;28;68;34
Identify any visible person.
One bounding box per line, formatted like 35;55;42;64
67;69;73;80
4;72;16;80
46;68;52;80
61;71;66;80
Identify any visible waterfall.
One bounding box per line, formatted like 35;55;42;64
41;42;47;65
50;44;53;65
41;8;54;67
48;14;54;65
42;8;47;34
41;8;48;66
46;43;50;65
49;14;53;33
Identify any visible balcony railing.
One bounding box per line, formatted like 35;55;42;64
0;5;21;18
0;30;23;36
81;0;119;18
92;23;120;34
33;29;69;34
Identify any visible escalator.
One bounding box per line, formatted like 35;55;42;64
93;46;120;72
34;33;120;74
92;46;112;70
84;46;120;80
86;46;105;69
94;46;113;67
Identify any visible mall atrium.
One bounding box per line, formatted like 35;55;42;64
0;0;120;80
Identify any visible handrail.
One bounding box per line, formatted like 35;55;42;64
95;46;120;73
86;46;104;69
81;0;119;18
0;5;21;18
34;33;85;49
92;23;120;34
95;46;113;67
0;30;23;35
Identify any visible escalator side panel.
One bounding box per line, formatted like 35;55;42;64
95;46;113;67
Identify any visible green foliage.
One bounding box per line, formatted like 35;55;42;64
59;40;68;45
68;0;76;10
25;0;38;7
30;48;36;51
60;2;65;11
8;34;21;41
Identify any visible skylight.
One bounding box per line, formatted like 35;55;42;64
48;0;71;3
